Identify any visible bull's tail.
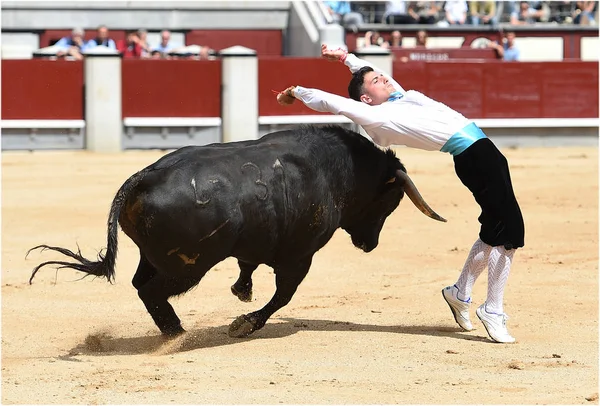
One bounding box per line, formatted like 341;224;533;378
27;170;147;284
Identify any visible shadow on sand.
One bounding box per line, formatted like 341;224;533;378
62;317;490;358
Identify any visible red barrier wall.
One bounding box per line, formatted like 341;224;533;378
121;59;221;118
1;60;83;120
258;58;353;116
2;59;597;121
186;30;282;55
391;61;599;118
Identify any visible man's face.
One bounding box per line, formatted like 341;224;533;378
161;32;170;44
98;27;108;40
506;32;515;46
360;71;395;106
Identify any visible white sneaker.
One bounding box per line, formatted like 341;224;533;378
476;304;516;343
441;285;473;331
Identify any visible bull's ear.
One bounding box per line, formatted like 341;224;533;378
385;177;396;184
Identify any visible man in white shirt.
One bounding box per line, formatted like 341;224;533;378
276;45;525;344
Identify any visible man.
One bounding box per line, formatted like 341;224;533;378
510;1;545;25
324;1;364;31
487;31;520;61
276;44;525;344
85;25;116;50
117;30;143;58
152;30;181;57
55;28;87;60
469;1;497;26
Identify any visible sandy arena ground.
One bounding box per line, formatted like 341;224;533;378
1;145;598;404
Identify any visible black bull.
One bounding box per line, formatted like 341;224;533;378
28;125;446;338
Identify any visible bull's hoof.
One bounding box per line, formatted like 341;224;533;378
228;314;257;338
161;325;186;339
230;285;253;302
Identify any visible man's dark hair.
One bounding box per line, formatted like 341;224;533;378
348;66;374;101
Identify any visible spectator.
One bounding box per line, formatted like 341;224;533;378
573;1;597;25
444;0;468;24
324;1;364;30
363;30;390;48
85;25;116;50
410;1;442;24
150;49;164;59
548;1;574;24
137;29;152;58
487;30;520;61
152;30;181;56
383;0;418;24
415;29;428;47
469;1;498;25
389;30;403;47
55;28;87;60
510;1;545;24
117;30;144;58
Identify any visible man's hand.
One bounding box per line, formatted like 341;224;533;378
321;44;346;62
276;86;296;105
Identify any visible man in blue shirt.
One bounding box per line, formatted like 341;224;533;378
488;31;520;61
152;30;180;56
85;25;117;50
55;28;87;60
324;1;364;29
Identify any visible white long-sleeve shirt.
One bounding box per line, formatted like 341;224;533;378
292;54;473;151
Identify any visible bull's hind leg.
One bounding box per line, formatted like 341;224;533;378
231;260;257;302
228;257;312;338
133;253;212;337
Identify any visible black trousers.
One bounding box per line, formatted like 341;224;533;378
453;138;525;250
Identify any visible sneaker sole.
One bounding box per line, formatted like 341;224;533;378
441;289;473;331
476;308;516;344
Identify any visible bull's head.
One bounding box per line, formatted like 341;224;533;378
343;169;446;253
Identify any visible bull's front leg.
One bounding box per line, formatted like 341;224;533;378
230;260;258;302
228;257;312;338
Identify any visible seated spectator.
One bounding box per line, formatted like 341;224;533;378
85;25;116;50
469;1;498;25
415;29;428;47
324;1;364;31
116;30;144;58
55;28;87;60
363;30;390;48
444;0;468;24
548;1;574;24
152;30;181;56
510;1;545;24
410;1;442;24
389;30;403;47
573;1;597;25
487;30;520;61
383;0;418;24
137;29;152;58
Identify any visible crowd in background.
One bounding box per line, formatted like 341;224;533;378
52;26;212;60
325;1;598;29
48;1;597;62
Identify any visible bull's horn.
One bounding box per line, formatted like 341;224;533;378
396;170;447;222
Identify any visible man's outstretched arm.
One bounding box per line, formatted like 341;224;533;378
276;85;384;129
